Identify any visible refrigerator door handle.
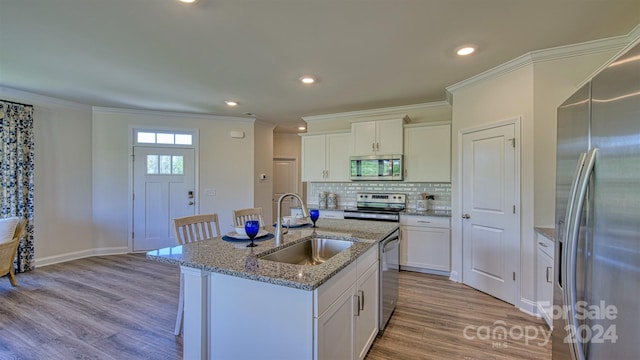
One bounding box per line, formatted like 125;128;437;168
561;151;586;360
565;148;598;360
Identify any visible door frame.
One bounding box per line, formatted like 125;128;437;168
272;157;300;220
456;117;521;304
128;126;199;252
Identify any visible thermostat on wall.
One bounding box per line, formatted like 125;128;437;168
230;131;245;138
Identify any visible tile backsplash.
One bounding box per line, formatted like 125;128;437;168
307;182;451;210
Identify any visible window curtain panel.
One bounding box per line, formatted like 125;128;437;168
0;101;35;272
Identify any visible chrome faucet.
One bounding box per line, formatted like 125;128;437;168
275;193;309;246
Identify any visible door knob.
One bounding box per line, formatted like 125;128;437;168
462;213;471;219
188;201;195;205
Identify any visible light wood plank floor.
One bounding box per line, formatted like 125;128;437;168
0;255;551;359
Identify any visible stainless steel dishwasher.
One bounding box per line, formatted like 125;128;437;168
379;228;400;331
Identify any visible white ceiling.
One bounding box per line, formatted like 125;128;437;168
1;0;639;132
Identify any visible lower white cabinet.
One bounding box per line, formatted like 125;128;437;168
399;215;451;274
536;231;554;328
315;245;379;360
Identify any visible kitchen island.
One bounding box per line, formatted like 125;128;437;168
147;219;398;360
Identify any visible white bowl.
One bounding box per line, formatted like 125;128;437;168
234;226;247;235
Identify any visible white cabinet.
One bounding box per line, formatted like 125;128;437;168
354;261;379;360
315;246;379;360
399;215;451;274
536;231;554;328
315;282;356;360
403;123;451;182
302;133;351;182
351;118;405;156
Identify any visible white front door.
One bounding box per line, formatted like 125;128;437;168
272;158;299;222
133;147;195;251
461;123;519;304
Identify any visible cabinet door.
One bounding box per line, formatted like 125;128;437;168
351;121;377;155
302;135;327;182
315;283;355;360
375;119;404;155
355;262;379;360
537;248;554;326
327;133;351;181
404;124;451;182
400;226;450;271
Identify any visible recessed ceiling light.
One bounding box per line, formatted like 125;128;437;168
300;76;316;85
298;126;306;131
225;100;238;107
456;46;476;56
178;0;198;4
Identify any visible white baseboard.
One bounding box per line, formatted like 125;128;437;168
35;246;129;267
518;297;538;316
449;270;460;282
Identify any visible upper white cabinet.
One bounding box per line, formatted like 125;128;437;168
403;123;451;182
302;133;351;182
351;118;405;156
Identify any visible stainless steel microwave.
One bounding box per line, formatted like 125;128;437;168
350;155;403;181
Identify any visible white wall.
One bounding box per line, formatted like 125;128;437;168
92;108;256;250
254;121;275;224
532;50;620;227
273;132;304;204
1;87;94;265
449;45;624;311
450;66;535;309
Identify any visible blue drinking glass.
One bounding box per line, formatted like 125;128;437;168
309;209;320;228
244;220;260;247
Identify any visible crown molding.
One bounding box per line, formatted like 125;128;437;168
0;86;92;111
302;101;450;123
92;106;254;123
446;30;634;94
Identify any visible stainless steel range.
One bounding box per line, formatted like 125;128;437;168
343;193;406;222
344;192;403;331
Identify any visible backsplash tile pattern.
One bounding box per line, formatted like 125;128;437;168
308;182;451;210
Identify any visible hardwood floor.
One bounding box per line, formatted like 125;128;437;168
0;255;551;359
0;254;182;360
367;271;552;360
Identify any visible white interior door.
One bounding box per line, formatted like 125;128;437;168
461;123;518;304
133;147;195;251
272;158;299;222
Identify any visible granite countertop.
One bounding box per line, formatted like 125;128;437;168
147;219;398;291
535;227;555;241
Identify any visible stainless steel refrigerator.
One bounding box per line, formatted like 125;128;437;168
553;41;640;359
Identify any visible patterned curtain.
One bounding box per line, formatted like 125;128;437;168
0;101;35;272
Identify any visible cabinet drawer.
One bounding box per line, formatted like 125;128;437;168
319;210;344;219
536;232;554;258
315;261;356;318
400;215;450;228
356;246;378;277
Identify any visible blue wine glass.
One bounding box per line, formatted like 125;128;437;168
244;220;260;248
309;209;320;228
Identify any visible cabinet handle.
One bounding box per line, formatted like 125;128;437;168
538;241;549;248
354;294;361;317
417;220;431;224
546;266;552;283
372;142;375;152
358;290;364;311
404;168;408;177
376;142;380;151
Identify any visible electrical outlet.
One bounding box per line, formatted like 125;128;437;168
205;188;216;196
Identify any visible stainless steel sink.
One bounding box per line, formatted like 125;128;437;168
260;238;354;266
